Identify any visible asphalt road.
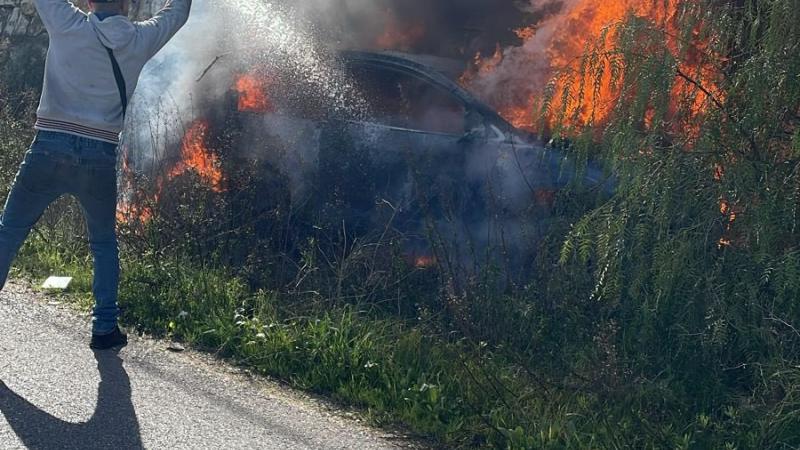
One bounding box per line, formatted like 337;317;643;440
0;281;415;450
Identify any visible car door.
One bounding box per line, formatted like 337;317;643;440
314;62;481;245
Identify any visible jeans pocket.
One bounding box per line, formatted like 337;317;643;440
81;142;117;169
31;131;74;155
17;152;60;194
87;166;118;204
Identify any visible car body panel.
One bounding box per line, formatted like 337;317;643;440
229;50;611;270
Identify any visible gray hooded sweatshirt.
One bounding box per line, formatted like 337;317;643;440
32;0;192;144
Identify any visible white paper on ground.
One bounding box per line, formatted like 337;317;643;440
42;276;73;290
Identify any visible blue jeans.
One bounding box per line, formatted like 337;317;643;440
0;130;120;335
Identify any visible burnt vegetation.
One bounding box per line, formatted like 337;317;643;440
2;0;800;448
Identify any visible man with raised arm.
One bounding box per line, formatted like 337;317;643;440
0;0;192;349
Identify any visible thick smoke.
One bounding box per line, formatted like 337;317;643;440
125;0;576;159
460;0;577;129
461;0;678;130
126;0;364;166
292;0;548;57
122;0;597;278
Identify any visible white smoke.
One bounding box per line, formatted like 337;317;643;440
461;0;581;126
125;0;362;168
119;0;597;280
125;0;567;161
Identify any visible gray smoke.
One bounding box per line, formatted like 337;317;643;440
120;0;590;278
460;0;585;129
125;0;571;162
125;0;364;168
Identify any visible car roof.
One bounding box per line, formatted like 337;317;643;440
338;50;513;130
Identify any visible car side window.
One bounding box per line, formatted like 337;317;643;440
349;65;466;135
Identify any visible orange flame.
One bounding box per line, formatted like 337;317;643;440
462;1;721;133
116;120;226;226
170;120;225;192
514;26;536;41
117;200;153;224
235;74;273;113
414;255;437;269
718;198;739;248
116;120;225;226
116;151;155;224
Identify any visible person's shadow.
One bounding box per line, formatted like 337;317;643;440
0;350;143;449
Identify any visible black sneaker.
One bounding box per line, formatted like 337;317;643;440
90;326;128;350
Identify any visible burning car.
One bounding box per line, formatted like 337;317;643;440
124;49;610;272
233;51;608;261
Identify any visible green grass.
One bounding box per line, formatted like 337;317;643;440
11;236;800;449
